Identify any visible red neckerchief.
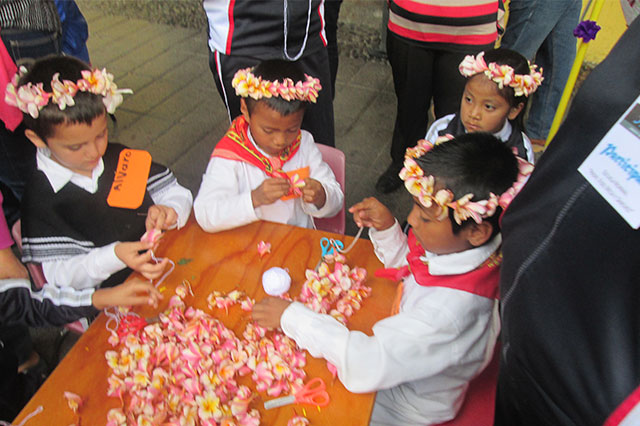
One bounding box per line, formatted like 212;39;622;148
211;115;301;179
376;230;501;300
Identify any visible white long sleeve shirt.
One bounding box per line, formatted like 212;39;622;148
194;129;343;232
280;222;501;425
36;147;193;289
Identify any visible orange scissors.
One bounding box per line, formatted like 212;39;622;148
264;378;330;410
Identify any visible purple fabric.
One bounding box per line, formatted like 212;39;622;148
0;190;14;249
573;20;601;42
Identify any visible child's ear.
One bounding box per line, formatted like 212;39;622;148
240;98;250;122
508;102;525;121
24;129;47;149
465;221;494;248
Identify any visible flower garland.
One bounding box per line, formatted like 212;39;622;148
231;68;322;103
458;51;543;97
399;137;534;225
5;65;132;119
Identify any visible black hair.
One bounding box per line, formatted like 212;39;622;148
244;59;308;116
415;132;519;238
18;55;106;141
472;48;532;130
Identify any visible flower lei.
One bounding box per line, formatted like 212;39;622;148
5;65;132;119
231;67;322;103
458;51;543;97
399;137;534;225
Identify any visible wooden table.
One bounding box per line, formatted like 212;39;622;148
14;219;396;425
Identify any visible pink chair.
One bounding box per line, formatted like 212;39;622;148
434;342;501;426
314;144;346;235
12;219;87;334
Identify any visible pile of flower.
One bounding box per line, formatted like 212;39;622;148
298;253;371;325
105;283;307;425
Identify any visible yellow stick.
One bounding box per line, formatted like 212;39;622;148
545;0;606;147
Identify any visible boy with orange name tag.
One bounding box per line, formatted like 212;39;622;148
194;60;343;233
7;56;193;290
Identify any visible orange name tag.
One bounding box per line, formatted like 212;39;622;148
107;149;152;209
281;166;310;201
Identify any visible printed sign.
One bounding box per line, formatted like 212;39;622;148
107;149;152;209
578;95;640;229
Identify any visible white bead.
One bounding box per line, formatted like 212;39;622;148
262;267;291;296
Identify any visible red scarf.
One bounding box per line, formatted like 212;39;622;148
376;230;501;301
211;116;301;178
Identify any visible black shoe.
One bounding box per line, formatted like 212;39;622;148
375;163;403;193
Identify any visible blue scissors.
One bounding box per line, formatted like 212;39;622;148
320;237;343;258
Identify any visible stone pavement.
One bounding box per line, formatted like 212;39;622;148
81;7;413;237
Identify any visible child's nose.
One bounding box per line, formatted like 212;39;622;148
85;142;100;158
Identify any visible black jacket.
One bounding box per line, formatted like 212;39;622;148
496;18;640;426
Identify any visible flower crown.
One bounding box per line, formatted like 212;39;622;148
399;136;534;225
231;67;322;103
5;65;132;119
458;51;543;97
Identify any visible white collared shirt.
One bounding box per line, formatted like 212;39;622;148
281;221;500;425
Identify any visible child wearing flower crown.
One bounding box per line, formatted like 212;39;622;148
194;59;343;232
5;55;193;289
425;48;543;164
253;133;534;425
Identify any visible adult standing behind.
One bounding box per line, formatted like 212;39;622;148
376;0;504;193
0;0;61;225
203;0;335;147
496;17;640;426
500;0;581;145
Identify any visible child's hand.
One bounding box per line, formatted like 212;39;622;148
114;241;169;280
349;197;395;231
146;205;178;231
91;278;163;310
301;178;326;209
252;297;293;329
251;177;291;208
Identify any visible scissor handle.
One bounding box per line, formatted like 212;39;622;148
296;378;330;407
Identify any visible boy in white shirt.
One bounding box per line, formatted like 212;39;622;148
253;133;533;425
194;59;343;232
7;55;193;289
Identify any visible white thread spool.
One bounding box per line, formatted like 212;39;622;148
262;267;291;296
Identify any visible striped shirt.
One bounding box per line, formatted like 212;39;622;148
0;0;60;32
388;0;504;51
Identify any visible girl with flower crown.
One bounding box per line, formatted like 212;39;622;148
426;48;543;164
194;59;343;233
4;55;193;290
253;133;534;425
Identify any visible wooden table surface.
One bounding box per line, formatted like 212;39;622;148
14;219;397;425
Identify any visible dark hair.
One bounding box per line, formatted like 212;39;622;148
18;55;106;141
415;132;519;238
472;48;531;129
244;59;308;116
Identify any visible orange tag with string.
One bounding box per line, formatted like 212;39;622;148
281;166;309;201
107;149;152;209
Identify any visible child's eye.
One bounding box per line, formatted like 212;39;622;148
68;144;84;151
464;96;472;103
262;128;273;134
485;104;495;111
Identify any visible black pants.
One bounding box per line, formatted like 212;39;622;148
208;48;336;147
386;31;488;164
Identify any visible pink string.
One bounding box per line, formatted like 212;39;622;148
0;405;43;426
